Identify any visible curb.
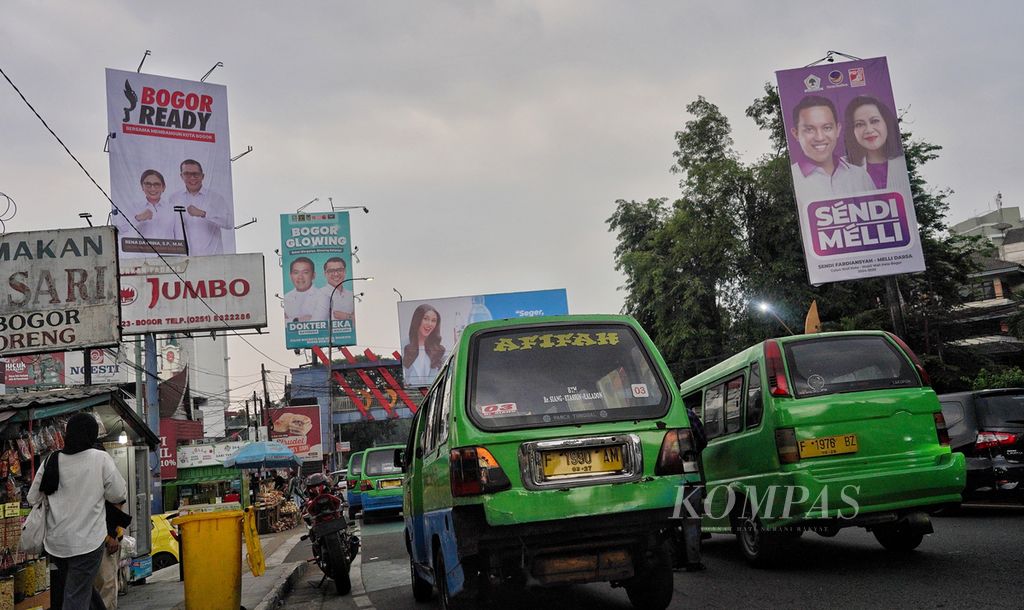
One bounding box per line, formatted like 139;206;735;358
252;561;309;610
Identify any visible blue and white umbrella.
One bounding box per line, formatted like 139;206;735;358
223;441;303;469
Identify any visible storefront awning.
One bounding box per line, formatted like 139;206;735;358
165;465;240;486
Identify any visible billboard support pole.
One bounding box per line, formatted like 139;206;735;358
885;276;908;339
82;348;92;386
145;332;162;514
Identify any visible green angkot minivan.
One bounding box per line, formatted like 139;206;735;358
678;331;965;566
400;315;702;610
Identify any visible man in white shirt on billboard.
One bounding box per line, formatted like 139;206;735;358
789;95;874;204
284;257;328;322
169;159;233;256
320;257;355;323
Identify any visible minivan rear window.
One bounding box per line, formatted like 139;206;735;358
783;336;919;398
975;393;1024;428
363;450;402;477
468;324;668;430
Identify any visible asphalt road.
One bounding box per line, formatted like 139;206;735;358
281;504;1024;609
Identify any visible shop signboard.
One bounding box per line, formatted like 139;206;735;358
269;405;322;460
2;350;128;388
776;56;926;285
280;212;356;349
0;226;121;356
396;288;569;387
106;68;235;259
177;440;247;469
160;424;178;479
119;253;267;334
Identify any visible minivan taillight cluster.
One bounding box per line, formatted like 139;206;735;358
764;340;790;397
654;429;700;475
775;428;800;464
450;447;511;497
934;413;951;446
359;480;373;492
976;431;1019;450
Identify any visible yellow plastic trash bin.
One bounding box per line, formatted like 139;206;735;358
172;510;244;610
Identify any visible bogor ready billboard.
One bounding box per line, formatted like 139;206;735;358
0;226;121;356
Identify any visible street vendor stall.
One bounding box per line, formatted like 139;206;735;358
0;386;159;608
224;441;302;534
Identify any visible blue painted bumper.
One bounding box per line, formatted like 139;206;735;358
362;492;403;514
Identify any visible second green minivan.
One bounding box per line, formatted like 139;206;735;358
678;330;965;566
400;315;703;610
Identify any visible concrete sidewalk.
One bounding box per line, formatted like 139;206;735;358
120;524;309;610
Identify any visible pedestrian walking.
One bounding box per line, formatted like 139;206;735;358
28;413;128;609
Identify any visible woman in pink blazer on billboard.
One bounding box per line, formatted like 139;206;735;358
843;96;912;196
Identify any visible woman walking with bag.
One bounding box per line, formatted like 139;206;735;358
27;413;128;609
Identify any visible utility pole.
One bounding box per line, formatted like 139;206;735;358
253;391;260;440
261;363;272;429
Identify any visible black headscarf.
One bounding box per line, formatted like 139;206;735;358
40;412;100;495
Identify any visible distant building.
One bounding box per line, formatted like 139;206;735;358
951;205;1022;247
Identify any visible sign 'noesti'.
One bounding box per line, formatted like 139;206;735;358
0;226;121;356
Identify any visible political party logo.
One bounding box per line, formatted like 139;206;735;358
828;70;844;84
849;67;866;87
90;349;104;365
808;193;912;257
803;74;822;92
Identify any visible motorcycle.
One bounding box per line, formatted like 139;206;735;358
302;475;361;595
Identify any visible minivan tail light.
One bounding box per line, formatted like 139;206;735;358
934;412;951;446
655;429;699;475
450;447;511;497
359;480;373;492
764;340;790;397
886;332;931;386
775;428;800;464
976;431;1018;450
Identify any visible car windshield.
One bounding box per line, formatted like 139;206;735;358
784;336;919;398
976;393;1024;427
468;323;668;430
363;450;402;476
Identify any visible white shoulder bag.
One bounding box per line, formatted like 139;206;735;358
20;453;55;555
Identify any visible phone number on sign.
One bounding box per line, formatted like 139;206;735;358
121;313;252;328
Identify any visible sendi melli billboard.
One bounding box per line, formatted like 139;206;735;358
270;405;322;461
106;68;235;259
119;253;267;334
396;289;569;388
776;56;926;285
280;212;356;349
0;226;121;356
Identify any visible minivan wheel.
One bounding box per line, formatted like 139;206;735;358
872;523;924;552
733;502;790;567
624;541;674;610
434;546;466;610
410;558;433;602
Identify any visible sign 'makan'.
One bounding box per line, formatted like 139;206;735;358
0;226;121;356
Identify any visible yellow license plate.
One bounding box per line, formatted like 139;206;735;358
799;434;858;458
542;446;624;477
379;479;402;489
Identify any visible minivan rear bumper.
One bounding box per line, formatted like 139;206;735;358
749;451;966;526
451;504;676;586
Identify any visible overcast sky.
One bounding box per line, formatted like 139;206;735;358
2;1;1022;404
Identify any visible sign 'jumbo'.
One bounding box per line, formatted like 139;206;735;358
119;253;267;334
776;57;926;285
0;226;121;356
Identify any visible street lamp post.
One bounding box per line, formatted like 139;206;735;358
758;302;795;336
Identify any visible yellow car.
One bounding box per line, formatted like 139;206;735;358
151;512;180;571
